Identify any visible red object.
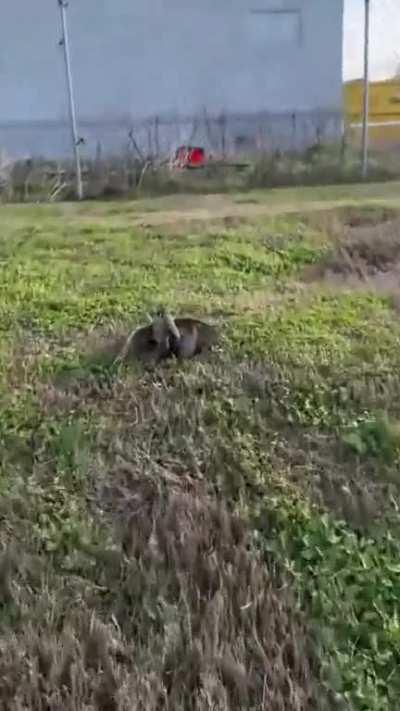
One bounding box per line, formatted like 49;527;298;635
173;145;206;168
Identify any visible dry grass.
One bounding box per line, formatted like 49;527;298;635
2;146;400;206
0;499;318;710
0;361;323;710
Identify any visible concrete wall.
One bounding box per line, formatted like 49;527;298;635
0;0;344;157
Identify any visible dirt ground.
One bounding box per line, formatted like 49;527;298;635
46;180;400;231
303;214;400;298
134;195;400;230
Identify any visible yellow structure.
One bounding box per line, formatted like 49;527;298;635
344;78;400;149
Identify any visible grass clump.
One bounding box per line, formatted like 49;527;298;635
341;413;400;465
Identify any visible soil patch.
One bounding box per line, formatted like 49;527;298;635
303;217;400;293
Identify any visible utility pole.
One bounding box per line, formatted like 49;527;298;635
361;0;370;180
58;0;83;200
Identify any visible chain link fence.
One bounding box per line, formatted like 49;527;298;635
0;109;342;162
0;108;399;201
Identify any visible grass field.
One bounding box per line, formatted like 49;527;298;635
1;183;400;710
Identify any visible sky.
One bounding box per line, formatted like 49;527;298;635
344;0;399;80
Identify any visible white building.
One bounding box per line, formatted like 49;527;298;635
0;0;344;158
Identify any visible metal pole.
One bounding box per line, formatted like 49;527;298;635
58;0;83;199
361;0;370;180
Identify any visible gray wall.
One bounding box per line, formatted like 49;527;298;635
0;0;344;157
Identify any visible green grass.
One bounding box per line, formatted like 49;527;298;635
0;215;326;333
1;194;400;709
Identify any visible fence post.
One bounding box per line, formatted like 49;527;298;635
361;0;370;180
58;0;83;200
